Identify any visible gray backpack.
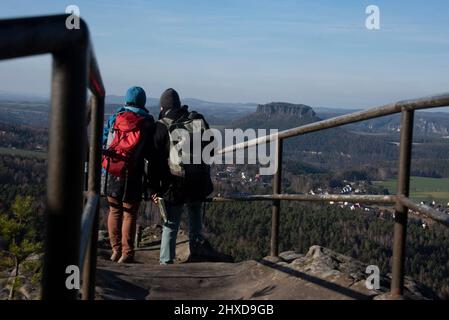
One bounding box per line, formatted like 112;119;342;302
158;111;213;200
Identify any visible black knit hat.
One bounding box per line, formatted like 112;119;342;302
160;88;181;114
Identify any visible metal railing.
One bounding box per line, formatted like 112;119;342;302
215;93;449;299
0;14;105;300
2;14;449;301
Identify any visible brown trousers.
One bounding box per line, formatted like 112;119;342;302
107;197;140;257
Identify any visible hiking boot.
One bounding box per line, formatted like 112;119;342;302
110;251;121;262
188;237;234;263
117;254;134;264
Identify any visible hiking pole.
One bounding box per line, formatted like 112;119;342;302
202;202;207;224
135;224;143;249
135;199;148;248
157;197;168;224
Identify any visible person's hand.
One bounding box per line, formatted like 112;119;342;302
151;194;159;204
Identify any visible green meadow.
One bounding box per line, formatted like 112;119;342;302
374;176;449;205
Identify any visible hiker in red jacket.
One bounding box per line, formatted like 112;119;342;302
102;86;155;263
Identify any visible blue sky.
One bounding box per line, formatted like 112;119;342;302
1;0;449;108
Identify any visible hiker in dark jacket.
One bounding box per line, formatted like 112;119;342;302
102;86;156;263
150;88;233;264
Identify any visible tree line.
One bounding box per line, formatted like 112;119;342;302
203;201;449;299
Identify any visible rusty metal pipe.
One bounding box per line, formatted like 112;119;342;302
271;139;282;257
207;194;397;204
79;193;99;270
391;110;414;298
397;195;449;227
0;14;105;300
0;15;89;60
42;46;89;300
81;95;104;300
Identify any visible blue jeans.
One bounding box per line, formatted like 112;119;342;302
159;201;203;264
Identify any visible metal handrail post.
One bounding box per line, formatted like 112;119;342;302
270;138;283;257
81;95;104;300
42;46;89;300
391;109;415;298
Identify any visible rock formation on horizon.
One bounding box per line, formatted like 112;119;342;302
232;102;320;131
256;102;316;119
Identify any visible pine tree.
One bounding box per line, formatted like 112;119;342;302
0;195;42;300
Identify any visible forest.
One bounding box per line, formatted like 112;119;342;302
202;201;449;299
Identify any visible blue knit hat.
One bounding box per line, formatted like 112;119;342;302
125;86;147;107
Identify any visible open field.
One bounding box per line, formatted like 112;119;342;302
0;147;46;159
374;176;449;205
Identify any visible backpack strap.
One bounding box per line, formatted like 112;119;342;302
158;117;174;128
160;111;204;125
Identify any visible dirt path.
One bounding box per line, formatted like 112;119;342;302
95;232;381;300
